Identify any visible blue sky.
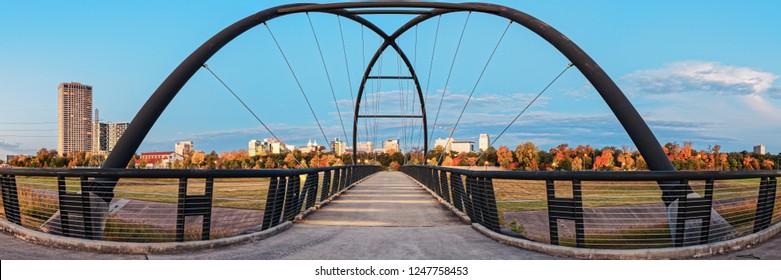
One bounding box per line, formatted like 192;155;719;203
1;0;780;159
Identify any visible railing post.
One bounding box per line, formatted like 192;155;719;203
754;177;777;233
430;170;438;194
439;171;450;203
449;173;466;213
0;175;21;225
302;172;319;210
176;177;214;241
573;179;585;247
261;176;282;230
481;177;501;232
284;173;301;221
80;176;95;240
672;179;713;246
175;177;187;242
546;179;586;248
465;175;483;225
334;168;342;192
320;170;332;203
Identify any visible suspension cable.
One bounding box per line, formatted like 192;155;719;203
437;20;512;165
306;13;351;162
468;62;575;169
407;24;419;164
360;25;371;157
397;55;408;160
201;64;302;166
264;22;330;150
427;12;471;157
337;15;356;109
415;17;442;159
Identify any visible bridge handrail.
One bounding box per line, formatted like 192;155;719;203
400;165;780;250
0;165;374;178
409;164;781;181
0;165;383;244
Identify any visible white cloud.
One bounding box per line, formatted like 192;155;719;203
623;61;778;96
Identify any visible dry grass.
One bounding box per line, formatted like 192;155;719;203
17;187;58;228
491;178;772;249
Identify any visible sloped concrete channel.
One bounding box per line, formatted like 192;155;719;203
152;172;557;259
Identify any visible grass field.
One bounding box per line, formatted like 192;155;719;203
2;174;331;241
476;176;779;248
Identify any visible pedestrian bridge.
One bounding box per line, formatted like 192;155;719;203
1;2;780;259
1;166;779;259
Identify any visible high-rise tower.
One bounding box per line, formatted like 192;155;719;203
58;82;93;155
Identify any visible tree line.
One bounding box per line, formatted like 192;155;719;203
3;141;778;171
425;142;777;171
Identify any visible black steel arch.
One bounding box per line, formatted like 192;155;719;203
103;3;428;170
104;1;679;203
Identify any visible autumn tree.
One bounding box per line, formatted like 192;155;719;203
761;159;775;170
593;148;615;170
514;142;539;171
496;146;514;170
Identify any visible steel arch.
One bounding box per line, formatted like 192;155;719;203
104;1;679;204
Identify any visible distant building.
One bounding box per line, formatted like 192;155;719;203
136;151;182;168
753;144;766;155
435;138;473;153
356;141;374;153
175;141;193;156
58;82;93;155
299;139;321;153
331;138;346;156
451;141;474;153
249;138;290;155
248;140;261;156
382;139;400;153
434;138;454;151
479;134;490;152
92;109;128;154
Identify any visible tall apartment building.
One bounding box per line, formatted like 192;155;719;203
107;122;128;152
92;109;128;154
753;144;766;155
331;138;346;156
479;134;490;152
58;82;93;155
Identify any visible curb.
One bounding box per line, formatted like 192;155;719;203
0;219;291;255
472;221;781;259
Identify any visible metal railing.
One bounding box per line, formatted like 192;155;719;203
0;165;382;243
400;165;780;249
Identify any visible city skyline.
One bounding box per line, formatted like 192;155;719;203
2;1;781;159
